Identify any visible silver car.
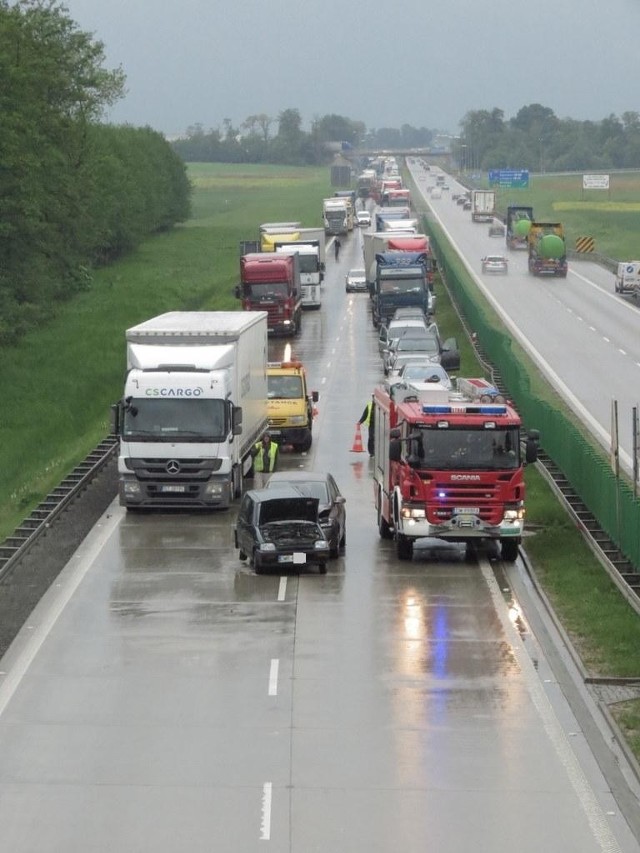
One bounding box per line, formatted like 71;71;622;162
481;254;508;274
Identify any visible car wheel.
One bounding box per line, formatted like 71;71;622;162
318;562;327;574
329;535;340;558
339;530;346;552
238;550;247;561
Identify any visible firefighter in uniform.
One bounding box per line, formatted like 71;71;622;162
252;432;278;488
358;396;375;456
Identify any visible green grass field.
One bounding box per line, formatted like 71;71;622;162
489;171;640;260
1;161;639;758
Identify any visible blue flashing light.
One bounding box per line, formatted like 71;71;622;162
423;405;451;414
480;405;507;415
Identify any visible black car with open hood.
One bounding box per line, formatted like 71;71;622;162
234;486;330;573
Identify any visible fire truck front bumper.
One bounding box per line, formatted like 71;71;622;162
398;508;525;541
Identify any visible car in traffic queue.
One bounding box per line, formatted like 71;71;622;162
378;317;432;355
481;254;509;274
345;267;368;293
355;209;371;227
386;360;453;389
383;324;461;373
488;221;506;237
234;486;330;574
266;470;346;558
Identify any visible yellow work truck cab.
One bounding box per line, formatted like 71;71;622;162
266;361;318;452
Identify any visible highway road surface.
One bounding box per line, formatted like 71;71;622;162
0;207;639;851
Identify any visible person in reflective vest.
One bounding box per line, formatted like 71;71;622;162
358;396;375;456
252;432;278;488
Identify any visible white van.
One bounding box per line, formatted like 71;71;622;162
614;261;640;295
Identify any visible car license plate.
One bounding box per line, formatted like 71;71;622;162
292;552;306;564
162;484;186;493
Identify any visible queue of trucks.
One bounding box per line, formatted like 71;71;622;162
110;154;539;565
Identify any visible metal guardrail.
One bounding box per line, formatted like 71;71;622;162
0;435;118;582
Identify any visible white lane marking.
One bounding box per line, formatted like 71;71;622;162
321;376;327;385
479;559;622;853
260;782;272;840
268;658;279;696
0;505;121;719
277;576;287;601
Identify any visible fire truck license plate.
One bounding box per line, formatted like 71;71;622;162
453;507;479;515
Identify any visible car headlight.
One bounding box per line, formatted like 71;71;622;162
314;540;329;550
259;543;276;551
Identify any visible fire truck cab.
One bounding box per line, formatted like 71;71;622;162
373;378;539;562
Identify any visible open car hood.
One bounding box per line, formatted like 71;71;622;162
257;489;319;524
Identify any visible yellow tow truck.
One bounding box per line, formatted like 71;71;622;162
266;360;318;451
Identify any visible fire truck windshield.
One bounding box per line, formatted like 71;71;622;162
408;426;520;470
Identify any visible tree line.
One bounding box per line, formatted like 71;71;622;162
0;0;191;346
171;111;435;165
458;104;640;173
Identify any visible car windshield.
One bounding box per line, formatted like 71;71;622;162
395;336;439;353
402;364;449;384
349;269;365;278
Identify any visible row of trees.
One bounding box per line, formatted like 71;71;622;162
174;102;640;174
172;111;435;165
457;104;640;173
1;0;191;345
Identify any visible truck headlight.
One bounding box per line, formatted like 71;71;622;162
504;509;525;521
123;479;141;496
289;415;306;425
401;507;425;519
204;482;224;496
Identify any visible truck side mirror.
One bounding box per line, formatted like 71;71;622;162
524;429;539;464
389;439;402;462
234;285;241;299
312;391;319;403
111;402;122;435
232;405;243;435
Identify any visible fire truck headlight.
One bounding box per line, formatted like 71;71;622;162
401;507;426;519
504;508;525;521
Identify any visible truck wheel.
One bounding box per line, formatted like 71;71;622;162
294;431;312;452
396;534;413;561
378;498;393;540
500;540;519;562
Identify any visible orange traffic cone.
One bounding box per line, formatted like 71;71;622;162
351;423;365;453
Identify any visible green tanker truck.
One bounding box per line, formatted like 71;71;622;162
506;205;534;250
527;222;568;278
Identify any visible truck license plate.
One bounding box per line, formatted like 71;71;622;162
162;485;186;493
453;507;479;515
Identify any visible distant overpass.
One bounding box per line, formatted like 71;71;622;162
349;148;453;167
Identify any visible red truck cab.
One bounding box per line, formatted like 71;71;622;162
237;252;302;336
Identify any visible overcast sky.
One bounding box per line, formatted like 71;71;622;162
62;0;640;138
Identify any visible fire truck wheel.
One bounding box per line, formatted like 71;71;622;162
500;540;519;562
377;500;393;540
396;534;413;561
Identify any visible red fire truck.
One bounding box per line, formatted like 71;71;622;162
373;378;539;562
